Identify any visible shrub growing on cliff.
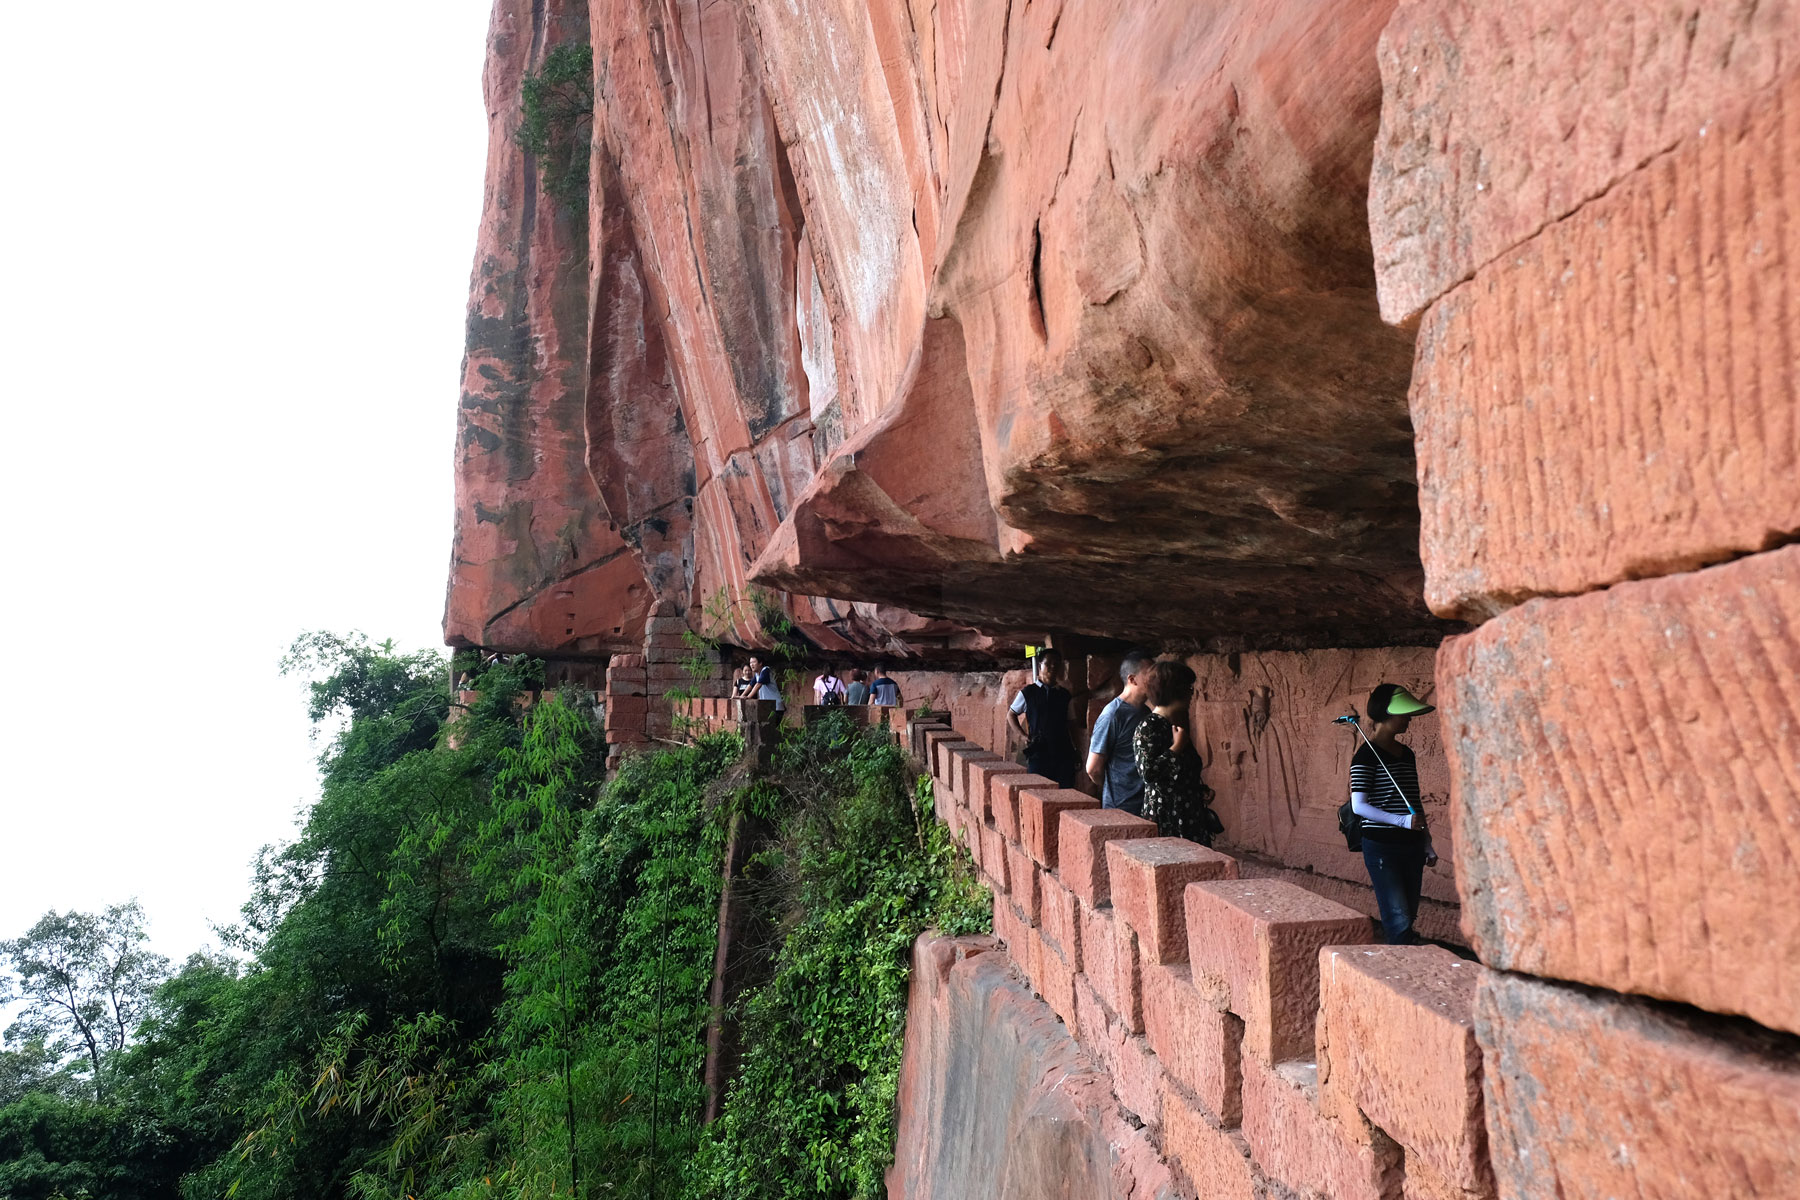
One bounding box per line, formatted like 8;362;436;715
689;714;990;1199
518;41;594;217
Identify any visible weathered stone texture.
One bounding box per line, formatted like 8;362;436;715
447;0;653;657
1478;970;1800;1200
1442;545;1800;1036
454;0;1462;656
1372;0;1800;322
1318;946;1491;1196
1188;879;1374;1064
1410;73;1800;618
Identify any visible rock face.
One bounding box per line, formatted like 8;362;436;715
1442;546;1800;1036
449;0;1460;656
1371;2;1800;1195
1478;971;1800;1200
447;0;654;655
887;934;1177;1200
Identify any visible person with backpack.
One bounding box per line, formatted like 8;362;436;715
813;667;848;706
1008;650;1080;786
1348;683;1439;944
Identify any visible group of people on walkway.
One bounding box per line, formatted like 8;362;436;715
728;659;902;712
1008;649;1436;944
1013;649;1219;846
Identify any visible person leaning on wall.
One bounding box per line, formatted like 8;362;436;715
1008;649;1080;786
1132;659;1220;845
1349;683;1438;944
1086;649;1154;815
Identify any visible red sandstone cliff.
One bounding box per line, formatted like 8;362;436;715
448;0;1457;658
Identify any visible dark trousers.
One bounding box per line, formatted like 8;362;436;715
1362;840;1427;944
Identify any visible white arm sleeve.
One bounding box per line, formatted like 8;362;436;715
1351;792;1414;828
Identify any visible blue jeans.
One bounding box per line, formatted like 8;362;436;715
1362;841;1427;944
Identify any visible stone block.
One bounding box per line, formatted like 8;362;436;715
1144;964;1245;1129
955;750;1004;810
1035;927;1078;1028
963;813;984;871
979;822;1010;895
992;895;1028;958
1142;963;1243;1127
1480;970;1800;1200
1039;874;1083;974
933;739;982;789
907;718;950;760
1114;923;1145;1036
1409;83;1800;619
1160;1078;1257;1200
966;758;1028;824
1056;809;1158;905
1443;544;1800;1035
1187;879;1373;1064
1113;1033;1165;1129
1107;838;1237;964
1004;843;1041;925
922;729;963;778
1242;1056;1400;1200
1370;0;1800;322
1018;788;1101;871
1317;946;1491;1196
1079;902;1120;1017
989;772;1056;842
1072;973;1116;1066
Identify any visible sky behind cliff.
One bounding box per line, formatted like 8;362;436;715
0;0;494;963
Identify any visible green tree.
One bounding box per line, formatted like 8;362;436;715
2;902;170;1101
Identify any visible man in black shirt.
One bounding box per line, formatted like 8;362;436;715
1349;683;1438;944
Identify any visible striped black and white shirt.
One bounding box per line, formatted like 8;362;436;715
1350;742;1426;845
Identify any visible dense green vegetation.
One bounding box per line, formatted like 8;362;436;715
0;635;986;1198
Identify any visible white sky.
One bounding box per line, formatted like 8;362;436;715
0;0;495;963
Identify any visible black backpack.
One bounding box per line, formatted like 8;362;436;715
1338;801;1362;851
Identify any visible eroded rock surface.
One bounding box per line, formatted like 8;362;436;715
449;0;1458;656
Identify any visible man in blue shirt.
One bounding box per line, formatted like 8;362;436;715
1086;650;1155;815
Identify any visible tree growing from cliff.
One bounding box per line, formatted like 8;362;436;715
1;902;169;1101
518;41;595;217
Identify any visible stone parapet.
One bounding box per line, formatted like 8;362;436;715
917;719;1494;1200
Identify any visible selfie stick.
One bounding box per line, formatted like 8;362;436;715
1332;712;1423;819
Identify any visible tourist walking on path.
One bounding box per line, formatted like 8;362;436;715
868;666;902;708
1348;683;1438;944
1086;650;1154;814
1133;659;1218;844
1008;650;1080;786
813;668;848;706
845;668;870;706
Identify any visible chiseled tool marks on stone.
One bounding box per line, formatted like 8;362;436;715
1478;969;1800;1200
1410;71;1800;619
1442;544;1800;1035
1372;0;1800;323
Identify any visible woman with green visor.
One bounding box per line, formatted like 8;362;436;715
1348;683;1438;944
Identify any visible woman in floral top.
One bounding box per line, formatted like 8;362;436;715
1132;660;1217;845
